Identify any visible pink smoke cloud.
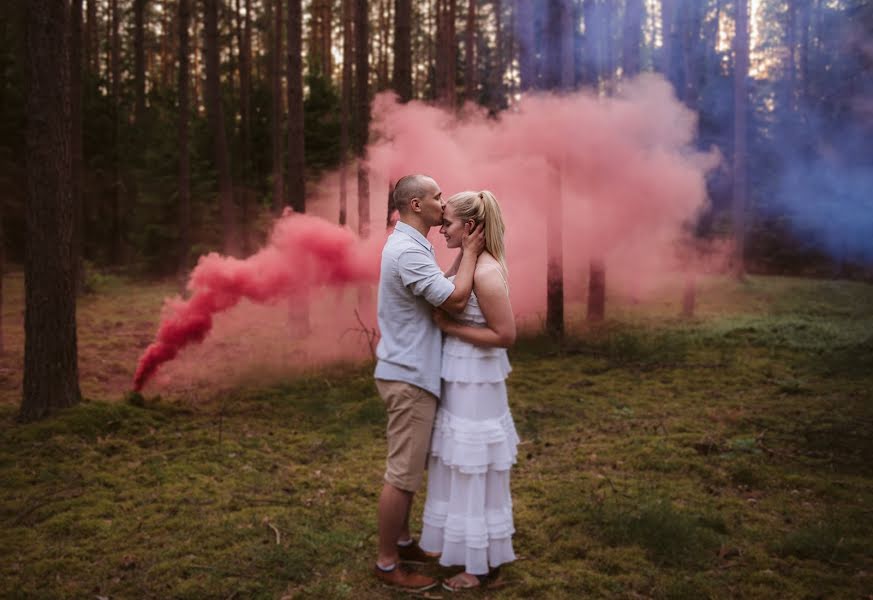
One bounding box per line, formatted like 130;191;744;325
364;74;720;317
137;74;723;392
133;212;381;391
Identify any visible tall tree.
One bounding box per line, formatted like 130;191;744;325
235;0;253;252
622;0;643;77
309;0;333;76
339;0;352;225
178;0;192;277
464;0;476;101
516;0;535;91
660;0;678;88
392;0;412;101
71;0;85;293
435;0;457;106
270;0;284;215
732;0;749;278
134;0;146;123
22;0;81;420
678;0;703;109
204;0;237;254
490;0;504;110
287;0;305;213
355;0;370;238
546;0;574;336
85;0;98;74
110;0;123;262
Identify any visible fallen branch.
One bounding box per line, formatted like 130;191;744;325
263;517;281;544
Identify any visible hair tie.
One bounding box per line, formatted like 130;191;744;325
478;192;485;200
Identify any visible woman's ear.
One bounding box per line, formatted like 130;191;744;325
465;220;474;233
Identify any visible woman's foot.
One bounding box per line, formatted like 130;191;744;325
442;572;485;592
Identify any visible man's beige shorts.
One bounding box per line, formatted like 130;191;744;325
375;379;438;493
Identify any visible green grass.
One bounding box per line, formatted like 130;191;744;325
1;272;872;598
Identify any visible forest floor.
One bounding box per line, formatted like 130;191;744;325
1;272;872;599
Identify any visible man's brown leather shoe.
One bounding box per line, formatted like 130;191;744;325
397;540;439;564
373;564;437;591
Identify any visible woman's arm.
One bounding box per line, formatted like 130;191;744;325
433;266;516;348
444;249;463;277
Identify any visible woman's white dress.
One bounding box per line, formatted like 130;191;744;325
419;274;519;575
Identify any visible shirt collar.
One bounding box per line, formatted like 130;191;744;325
394;221;434;253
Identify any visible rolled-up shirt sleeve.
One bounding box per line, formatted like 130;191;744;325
397;248;455;307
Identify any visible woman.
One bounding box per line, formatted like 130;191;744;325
419;190;519;591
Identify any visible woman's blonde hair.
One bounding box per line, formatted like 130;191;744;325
446;190;507;273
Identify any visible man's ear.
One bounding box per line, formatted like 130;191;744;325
410;198;421;213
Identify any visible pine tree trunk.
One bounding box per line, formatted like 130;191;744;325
732;0;749;279
491;0;502;110
111;0;123;263
587;259;605;322
546;164;564;336
178;0;192;278
660;0;677;87
464;0;476;101
622;0;642;77
436;0;456;107
355;0;370;238
392;0;412;101
71;0;85;295
786;0;797;111
516;0;534;91
22;0;81;421
85;0;98;74
134;0;146;123
270;0;284;215
204;0;238;254
287;0;305;213
581;0;598;86
559;0;574;90
679;0;703;109
339;0;352;225
799;0;810;103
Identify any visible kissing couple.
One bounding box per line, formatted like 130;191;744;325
372;174;519;592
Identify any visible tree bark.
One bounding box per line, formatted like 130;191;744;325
22;0;81;420
392;0;412;101
287;0;305;213
732;0;749;279
134;0;146;123
270;0;284;215
464;0;476;101
339;0;353;225
355;0;370;238
622;0;643;77
204;0;238;254
178;0;192;278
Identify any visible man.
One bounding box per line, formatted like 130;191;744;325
373;174;485;590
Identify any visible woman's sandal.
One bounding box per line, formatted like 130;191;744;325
442;567;502;592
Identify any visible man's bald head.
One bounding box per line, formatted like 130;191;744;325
393;174;438;214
